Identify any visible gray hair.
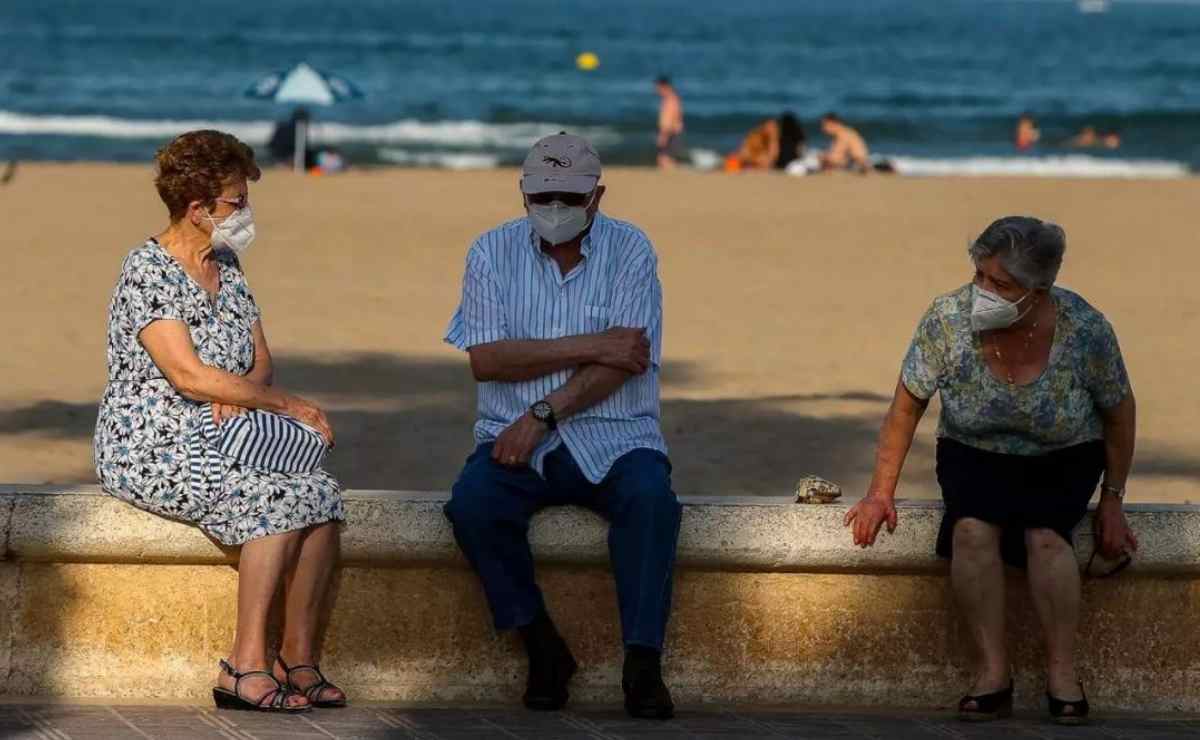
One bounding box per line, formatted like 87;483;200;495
968;216;1066;290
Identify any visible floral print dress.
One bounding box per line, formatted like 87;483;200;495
93;240;344;545
901;284;1131;456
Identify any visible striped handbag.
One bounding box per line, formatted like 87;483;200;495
194;403;328;474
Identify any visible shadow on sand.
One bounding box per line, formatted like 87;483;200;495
2;351;1197;497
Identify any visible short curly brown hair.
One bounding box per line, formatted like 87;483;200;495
154;130;261;221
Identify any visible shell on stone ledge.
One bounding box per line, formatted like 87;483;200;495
794;476;843;504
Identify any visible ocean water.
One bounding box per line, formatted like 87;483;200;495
2;0;1199;176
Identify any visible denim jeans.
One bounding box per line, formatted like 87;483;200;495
444;443;682;649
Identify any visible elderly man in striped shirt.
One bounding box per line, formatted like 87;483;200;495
443;134;681;720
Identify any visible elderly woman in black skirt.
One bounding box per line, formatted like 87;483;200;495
844;217;1138;724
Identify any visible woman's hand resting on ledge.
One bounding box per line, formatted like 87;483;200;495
844;494;898;548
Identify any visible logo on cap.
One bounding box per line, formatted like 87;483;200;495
543;155;572;168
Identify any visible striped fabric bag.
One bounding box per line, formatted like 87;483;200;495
193;403;328;475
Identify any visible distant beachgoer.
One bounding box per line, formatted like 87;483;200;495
725;118;779;172
725;113;804;172
443;133;680;720
817;113;870;173
0;160;15;185
268;108;316;169
655;76;685;169
776;112;806;170
94;130;346;713
1067;126;1121;150
1015;113;1040;151
845;217;1138;726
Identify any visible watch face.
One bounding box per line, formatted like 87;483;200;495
533;402;551;420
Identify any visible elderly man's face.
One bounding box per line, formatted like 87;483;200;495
523;185;606;216
973;256;1029;304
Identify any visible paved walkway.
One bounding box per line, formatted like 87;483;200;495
2;704;1200;740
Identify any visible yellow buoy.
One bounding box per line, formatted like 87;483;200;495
576;51;600;71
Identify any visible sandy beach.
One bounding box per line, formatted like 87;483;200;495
1;164;1197;503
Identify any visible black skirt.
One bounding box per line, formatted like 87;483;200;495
935;437;1106;569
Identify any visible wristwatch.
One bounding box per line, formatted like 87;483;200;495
530;400;558;430
1100;483;1125;500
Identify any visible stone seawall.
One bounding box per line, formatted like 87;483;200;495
1;485;1197;709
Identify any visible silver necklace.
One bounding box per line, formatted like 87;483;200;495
991;305;1040;386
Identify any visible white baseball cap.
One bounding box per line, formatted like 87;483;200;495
520;133;602;195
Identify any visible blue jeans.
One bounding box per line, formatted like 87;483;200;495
444;443;682;650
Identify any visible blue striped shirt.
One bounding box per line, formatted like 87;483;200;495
445;212;667;483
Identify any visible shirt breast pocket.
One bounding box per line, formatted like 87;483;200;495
583;304;610;332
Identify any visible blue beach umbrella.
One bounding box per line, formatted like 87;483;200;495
246;62;364;171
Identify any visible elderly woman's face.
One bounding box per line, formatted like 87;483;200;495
973;256;1028;302
207;178;250;221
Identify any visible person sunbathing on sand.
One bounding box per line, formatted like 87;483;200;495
817;113;870;173
723;113;806;173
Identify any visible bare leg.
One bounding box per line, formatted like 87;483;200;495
951;518;1010;699
275;522;346;703
217;530;308;707
1026;528;1084;703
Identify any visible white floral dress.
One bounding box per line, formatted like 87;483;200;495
93;240;344;545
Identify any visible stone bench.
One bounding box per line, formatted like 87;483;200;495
1;485;1197;710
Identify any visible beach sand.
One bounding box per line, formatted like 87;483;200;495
1;164;1197;503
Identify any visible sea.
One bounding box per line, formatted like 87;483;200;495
2;0;1199;177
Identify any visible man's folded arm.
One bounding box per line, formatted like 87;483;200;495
544;363;632;419
467;337;599;383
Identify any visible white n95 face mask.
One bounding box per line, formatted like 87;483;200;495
527;195;593;246
207;205;256;255
970;284;1031;332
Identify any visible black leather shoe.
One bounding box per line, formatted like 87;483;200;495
622;647;674;720
521;617;577;711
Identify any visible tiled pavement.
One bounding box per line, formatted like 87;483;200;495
2;704;1200;740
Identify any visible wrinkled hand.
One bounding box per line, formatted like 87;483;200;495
1094;496;1138;559
286;396;334;447
593;327;651;374
843;494;899;548
211;403;249;426
492;413;549;468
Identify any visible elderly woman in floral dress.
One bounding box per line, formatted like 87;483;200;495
844;217;1138;725
94;130;346;712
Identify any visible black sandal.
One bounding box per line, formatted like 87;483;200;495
213;659;310;712
276;655;347;708
958;681;1013;722
1048;683;1089;725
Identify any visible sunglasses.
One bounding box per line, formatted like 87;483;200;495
215;195;250;211
526;191;593;207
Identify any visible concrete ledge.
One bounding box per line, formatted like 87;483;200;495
4;484;1198;573
1;485;1199;710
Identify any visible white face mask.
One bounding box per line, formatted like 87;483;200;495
206;205;256;255
526;194;594;246
971;283;1032;332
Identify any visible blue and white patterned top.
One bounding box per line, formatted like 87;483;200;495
901;284;1131;456
445;212;667;483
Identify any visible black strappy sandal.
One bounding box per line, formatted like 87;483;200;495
1048;683;1089;725
958;681;1013;722
212;659;310;713
275;655;347;708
